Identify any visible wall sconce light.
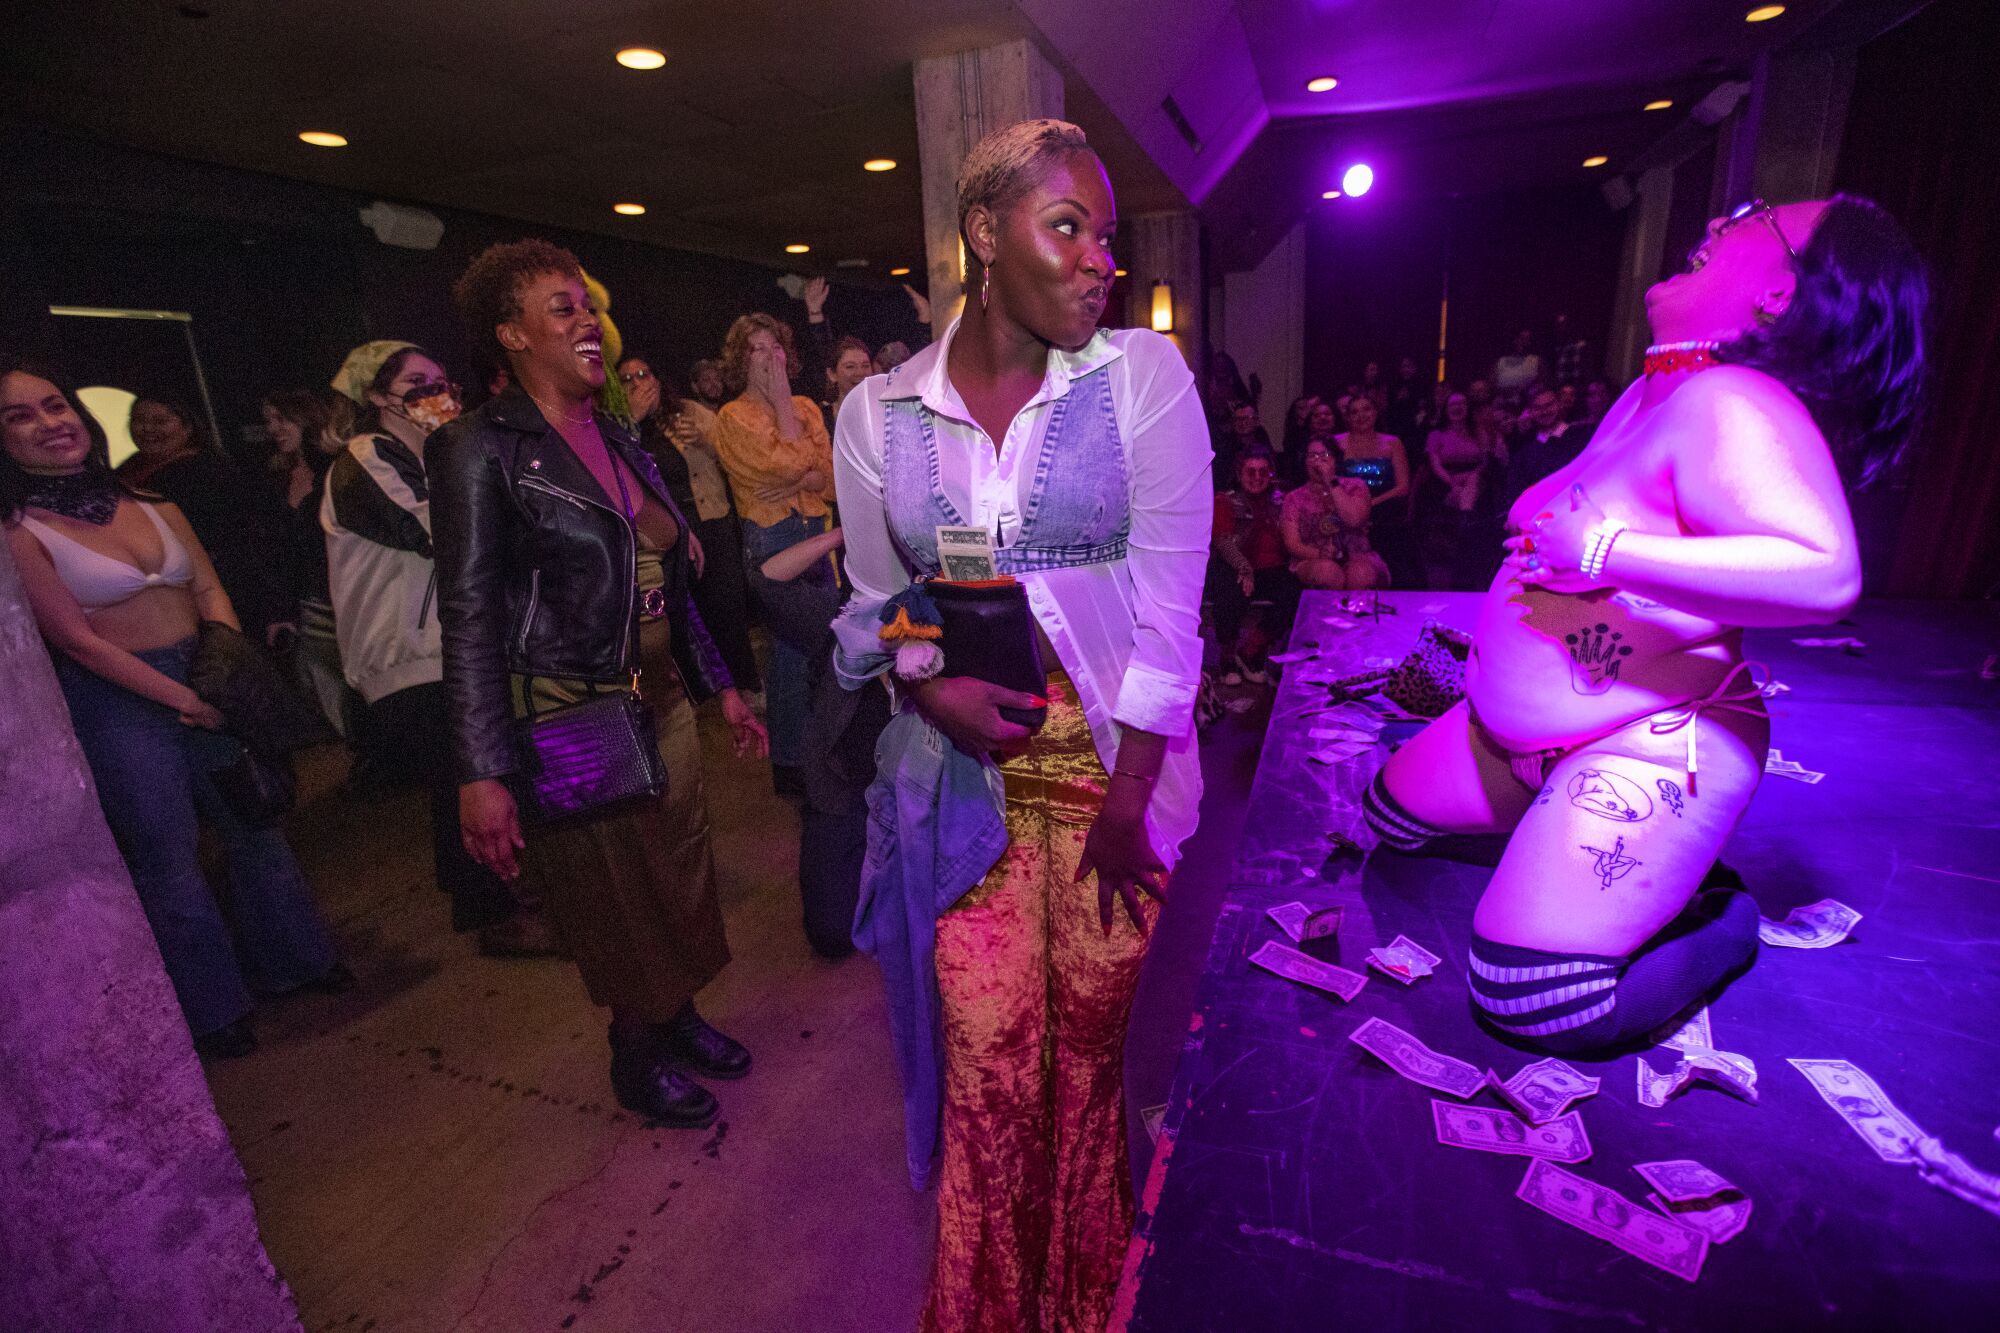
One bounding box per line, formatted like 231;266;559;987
1150;281;1174;333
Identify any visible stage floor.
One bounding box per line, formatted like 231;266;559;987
1114;592;2000;1331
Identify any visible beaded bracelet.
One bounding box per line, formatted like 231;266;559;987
1580;520;1629;582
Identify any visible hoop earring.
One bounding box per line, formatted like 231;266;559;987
980;263;991;313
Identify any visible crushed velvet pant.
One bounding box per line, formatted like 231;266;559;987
925;674;1158;1333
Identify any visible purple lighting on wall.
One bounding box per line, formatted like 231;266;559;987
1342;163;1375;198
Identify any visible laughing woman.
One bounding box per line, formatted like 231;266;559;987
1369;196;1926;1053
431;240;767;1129
834;120;1210;1332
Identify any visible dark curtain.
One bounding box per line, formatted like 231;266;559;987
1836;0;2000;599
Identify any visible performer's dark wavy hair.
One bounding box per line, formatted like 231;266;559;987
1717;194;1929;487
0;355;120;523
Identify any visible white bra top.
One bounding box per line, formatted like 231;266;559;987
20;502;195;611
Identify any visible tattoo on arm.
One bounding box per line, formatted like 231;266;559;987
1580;835;1642;890
1567;768;1653;822
1657;778;1685;817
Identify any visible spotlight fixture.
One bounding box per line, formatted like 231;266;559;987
1582;155;1609;168
784;243;811;254
1306;76;1338;93
1321;189;1341;200
1745;5;1785;21
616;47;667;69
1341;163;1374;198
1644;99;1674;111
863;158;897;172
890;266;911;276
613;202;646;216
298;131;348;148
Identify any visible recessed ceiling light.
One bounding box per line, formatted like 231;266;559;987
784;243;811;254
1321;189;1342;200
616;47;667;70
298;131;347;148
1306;76;1338;93
863;158;897;173
1745;5;1785;21
1582;155;1610;168
890;266;911;276
1114;268;1128;277
1644;99;1674;111
613;202;646;216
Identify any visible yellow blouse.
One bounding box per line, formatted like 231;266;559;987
713;394;835;527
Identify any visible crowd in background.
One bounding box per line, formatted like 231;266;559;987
1201;326;1622;683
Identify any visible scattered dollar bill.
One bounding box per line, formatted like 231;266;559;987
1431;1100;1592;1163
1759;678;1792;698
1516;1160;1709;1282
1913;1135;2000;1218
1348;1018;1486;1099
1758;899;1861;949
1489;1058;1603;1124
1792;636;1866;653
1763;749;1826;784
1637;1046;1759;1107
1249;940;1367;1002
1646;1192;1753;1244
1651;1006;1714;1053
935;525;997;581
1266;901;1343;944
1788;1059;1924;1163
1634;1159;1736;1204
1366;934;1442;985
1140;1103;1167;1144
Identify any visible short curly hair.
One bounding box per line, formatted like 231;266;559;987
956;118;1094;264
452;238;584;360
720;313;799;397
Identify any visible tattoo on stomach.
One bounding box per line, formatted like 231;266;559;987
1565;622;1635;695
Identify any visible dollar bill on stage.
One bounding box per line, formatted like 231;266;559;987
1488;1057;1601;1124
1637;1045;1758;1108
1516;1159;1709;1282
1249;940;1367;1001
1758;899;1861;949
1431;1100;1591;1163
1634;1160;1753;1244
1266;901;1342;944
1788;1058;1923;1163
1348;1018;1484;1099
1366;934;1441;984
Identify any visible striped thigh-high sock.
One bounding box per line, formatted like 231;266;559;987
1362;770;1448;853
1467;934;1626;1048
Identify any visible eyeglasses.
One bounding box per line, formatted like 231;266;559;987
399;380;459;405
1721;198;1797;265
619;367;654;385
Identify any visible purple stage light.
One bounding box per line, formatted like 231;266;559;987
1341;163;1374;198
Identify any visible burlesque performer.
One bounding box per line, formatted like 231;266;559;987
832;120;1210;1331
1369;196;1926;1053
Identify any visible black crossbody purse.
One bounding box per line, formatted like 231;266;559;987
510;450;668;823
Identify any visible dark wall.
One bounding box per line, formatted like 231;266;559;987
0;120;925;457
1302;182;1627;400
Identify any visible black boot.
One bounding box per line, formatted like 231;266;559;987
609;1027;719;1128
653;1001;752;1080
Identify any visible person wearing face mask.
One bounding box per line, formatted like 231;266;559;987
713;311;839;797
5;358;346;1059
323;341;548;959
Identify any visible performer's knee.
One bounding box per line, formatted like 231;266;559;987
1363;770;1448;853
1468;933;1627;1053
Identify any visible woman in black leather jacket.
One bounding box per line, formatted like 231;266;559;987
430;239;766;1129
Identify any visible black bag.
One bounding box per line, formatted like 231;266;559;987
512;680;667;823
188;619;331;754
208;747;297;828
929;577;1047;730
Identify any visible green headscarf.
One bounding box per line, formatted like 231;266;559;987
332;339;418;405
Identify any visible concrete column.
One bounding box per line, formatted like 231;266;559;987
0;540;299;1331
912;39;1064;340
1123;210;1205;372
1603;167;1675;384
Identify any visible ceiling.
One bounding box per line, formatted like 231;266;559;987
0;0;1928;278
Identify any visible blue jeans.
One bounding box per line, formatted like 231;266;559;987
56;640;337;1037
743;513;842;770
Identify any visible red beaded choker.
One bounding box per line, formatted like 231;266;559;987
1644;340;1722;377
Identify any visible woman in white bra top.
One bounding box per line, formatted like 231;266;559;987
3;360;343;1056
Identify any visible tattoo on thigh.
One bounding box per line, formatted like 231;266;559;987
1657;778;1685;817
1568;768;1653;823
1565;622;1635;695
1536;783;1555;807
1580;835;1642;890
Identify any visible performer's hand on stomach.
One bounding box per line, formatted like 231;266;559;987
906;675;1040;757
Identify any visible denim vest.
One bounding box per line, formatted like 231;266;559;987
882;362;1129;575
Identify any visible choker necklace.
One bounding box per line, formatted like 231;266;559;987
529;392;594;428
23;469;122;525
1644;340;1722;377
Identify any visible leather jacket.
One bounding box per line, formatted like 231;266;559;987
429;392;731;784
